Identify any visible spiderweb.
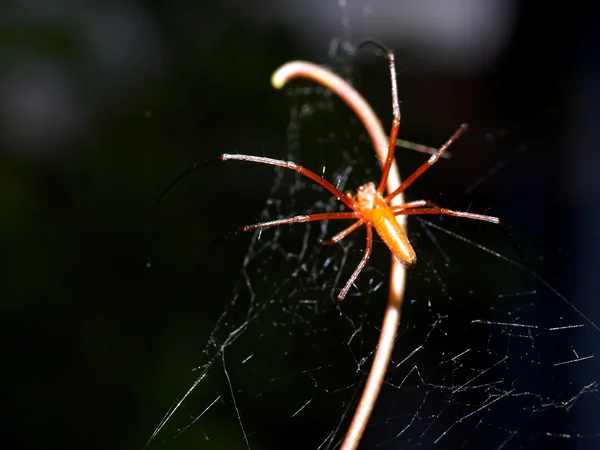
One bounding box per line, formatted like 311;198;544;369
148;15;600;450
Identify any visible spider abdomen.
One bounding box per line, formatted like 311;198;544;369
372;207;417;268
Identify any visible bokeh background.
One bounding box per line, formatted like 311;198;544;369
3;1;600;449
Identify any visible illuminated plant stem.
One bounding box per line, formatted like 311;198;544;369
272;61;406;450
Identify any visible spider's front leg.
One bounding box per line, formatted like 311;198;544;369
240;212;359;232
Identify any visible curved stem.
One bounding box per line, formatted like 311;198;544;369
272;61;407;450
272;62;405;208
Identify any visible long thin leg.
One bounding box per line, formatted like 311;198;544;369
242;212;359;232
221;154;357;210
337;224;373;302
396;138;452;159
393;200;498;217
390;200;438;211
385;123;469;201
319;220;364;245
393;207;500;224
377;50;401;194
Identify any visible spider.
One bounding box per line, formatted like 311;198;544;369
220;47;500;302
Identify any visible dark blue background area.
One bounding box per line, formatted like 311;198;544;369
2;2;599;450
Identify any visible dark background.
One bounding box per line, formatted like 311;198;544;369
2;1;600;449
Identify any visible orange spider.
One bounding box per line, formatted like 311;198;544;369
220;46;499;302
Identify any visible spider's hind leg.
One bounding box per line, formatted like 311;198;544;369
336;224;374;302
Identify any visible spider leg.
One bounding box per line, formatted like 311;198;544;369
390;200;438;210
385;123;469;202
376;50;401;194
337;224;373;302
319;220;364;245
396;139;452;159
221;154;357;210
392;206;500;224
242;212;359;232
